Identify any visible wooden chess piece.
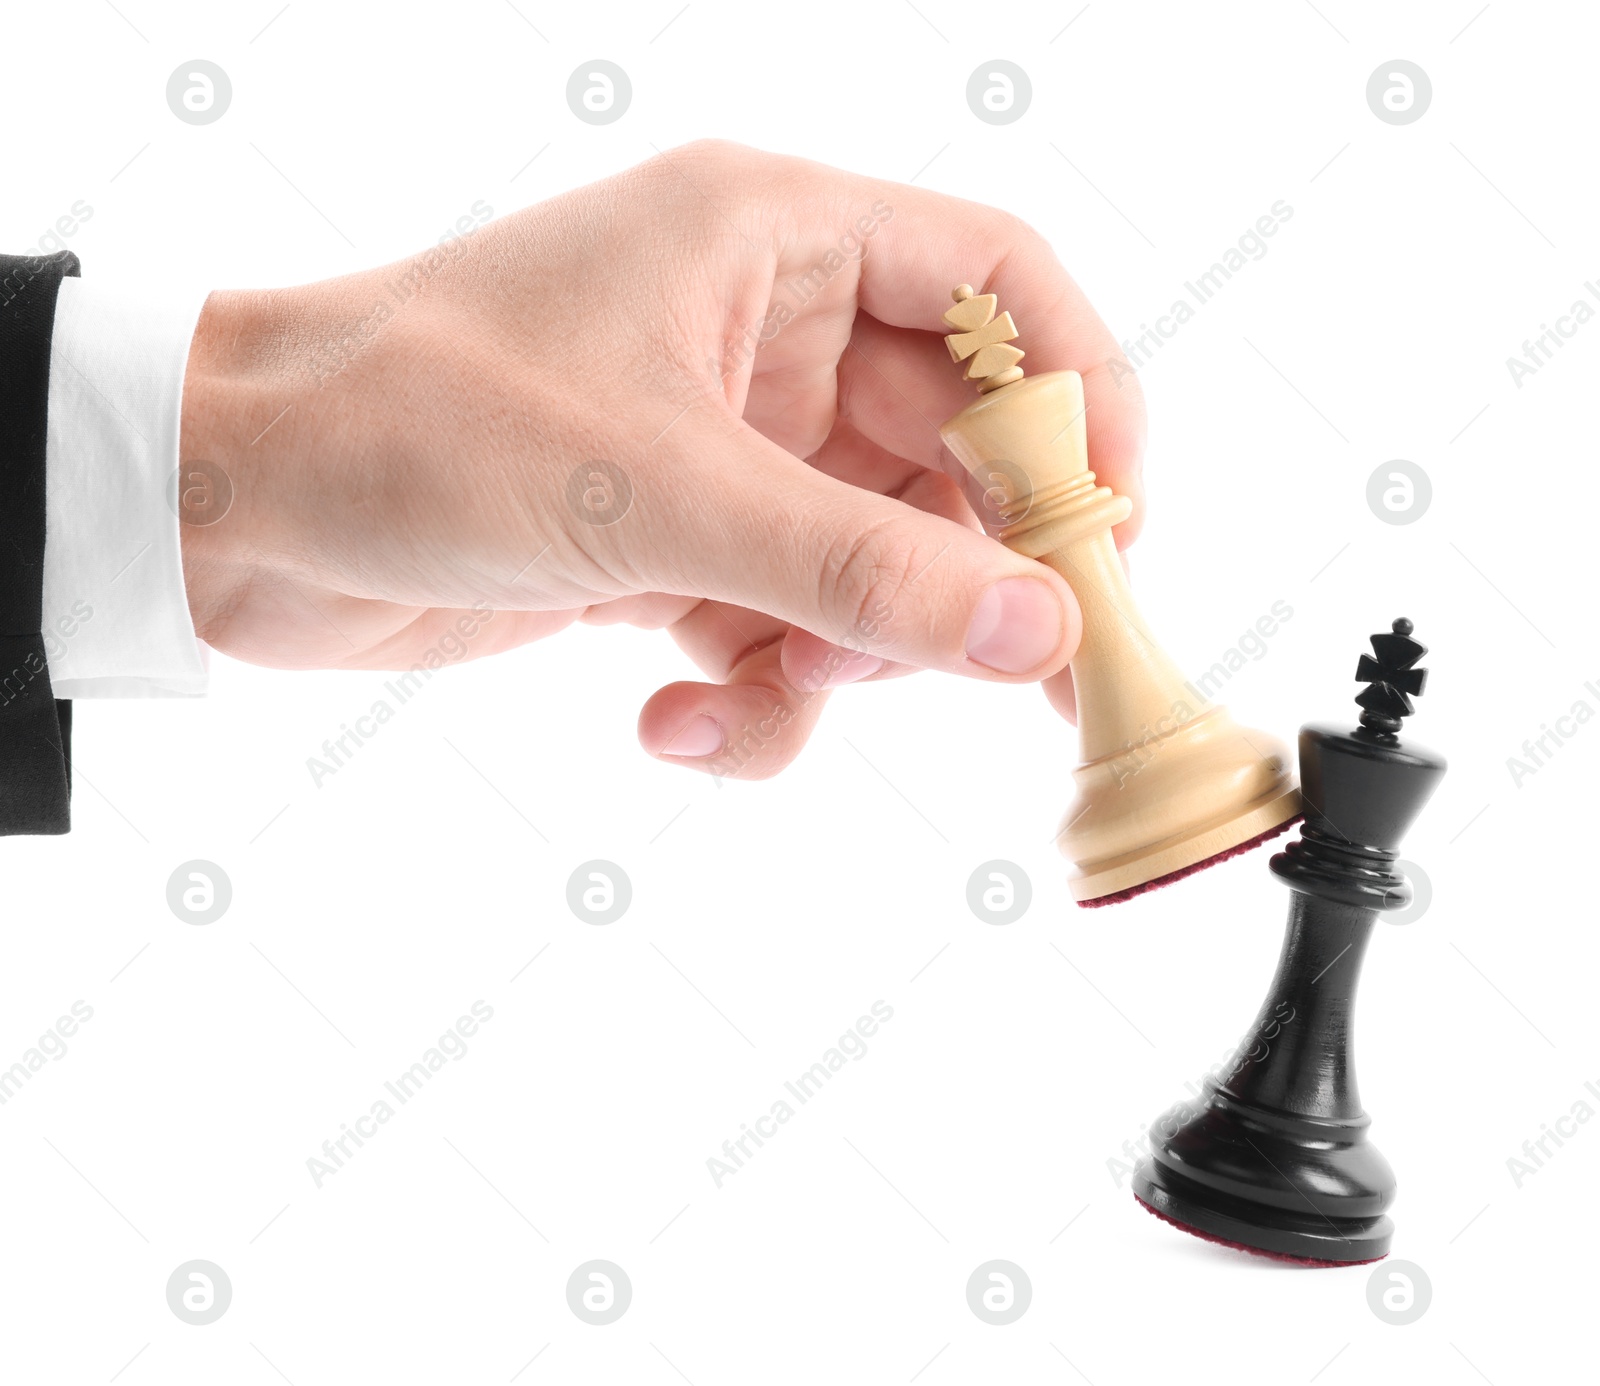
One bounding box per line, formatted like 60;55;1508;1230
1131;619;1446;1263
937;285;1300;904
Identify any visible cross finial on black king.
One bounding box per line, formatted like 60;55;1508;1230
1131;619;1447;1264
1355;617;1428;737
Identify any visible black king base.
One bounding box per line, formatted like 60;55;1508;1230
1132;619;1446;1265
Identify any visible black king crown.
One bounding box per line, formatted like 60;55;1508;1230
1272;617;1444;912
1131;619;1447;1264
1355;616;1428;734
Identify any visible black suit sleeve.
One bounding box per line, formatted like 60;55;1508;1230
0;250;78;835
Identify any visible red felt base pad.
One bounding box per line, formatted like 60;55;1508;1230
1133;1193;1386;1269
1078;816;1302;909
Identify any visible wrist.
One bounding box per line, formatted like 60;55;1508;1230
178;287;304;643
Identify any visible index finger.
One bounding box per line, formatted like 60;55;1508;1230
815;164;1148;540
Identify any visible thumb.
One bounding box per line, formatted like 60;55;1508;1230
648;420;1081;681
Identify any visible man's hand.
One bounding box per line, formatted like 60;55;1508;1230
179;141;1147;777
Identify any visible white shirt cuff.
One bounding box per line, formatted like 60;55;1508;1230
44;276;211;698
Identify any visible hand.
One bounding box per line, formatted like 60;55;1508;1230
179;141;1147;778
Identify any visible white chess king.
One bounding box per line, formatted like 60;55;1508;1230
937;285;1301;904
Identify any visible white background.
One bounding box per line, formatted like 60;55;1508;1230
3;1;1594;1381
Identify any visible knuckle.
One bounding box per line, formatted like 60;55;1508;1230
985;213;1060;288
817;520;920;651
1010;212;1051;250
641;140;771;251
665;138;755;179
993;207;1049;253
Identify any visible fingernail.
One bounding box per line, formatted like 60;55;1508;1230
965;577;1064;674
824;653;884;688
659;715;724;758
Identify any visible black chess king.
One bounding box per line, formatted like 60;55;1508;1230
1132;619;1446;1264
